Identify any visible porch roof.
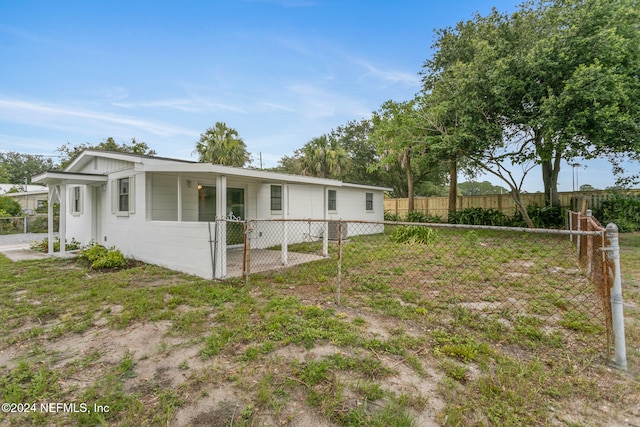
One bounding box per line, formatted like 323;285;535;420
32;171;109;186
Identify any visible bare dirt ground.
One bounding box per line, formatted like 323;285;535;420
1;232;640;426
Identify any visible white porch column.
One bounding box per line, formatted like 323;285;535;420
59;184;66;256
322;186;328;257
177;175;182;222
281;183;288;266
47;186;56;254
214;175;227;279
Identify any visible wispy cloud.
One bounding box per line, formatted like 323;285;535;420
0;97;198;137
112;98;246;114
350;57;420;87
0;25;97;55
287;83;371;119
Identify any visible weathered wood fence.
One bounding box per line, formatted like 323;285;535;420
384;190;640;220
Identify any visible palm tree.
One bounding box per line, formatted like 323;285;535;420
300;135;348;179
194;122;250;167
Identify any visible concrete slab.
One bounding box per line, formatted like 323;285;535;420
0;243;77;262
0;244;51;261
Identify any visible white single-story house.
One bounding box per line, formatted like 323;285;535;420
33;150;389;279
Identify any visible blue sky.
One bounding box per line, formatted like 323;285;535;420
0;0;636;192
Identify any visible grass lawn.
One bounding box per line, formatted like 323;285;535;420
0;229;638;426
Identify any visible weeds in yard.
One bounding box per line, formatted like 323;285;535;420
0;227;637;426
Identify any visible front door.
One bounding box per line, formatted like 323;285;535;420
198;185;245;245
226;187;245;245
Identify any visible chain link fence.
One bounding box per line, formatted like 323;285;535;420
0;215;56;235
226;216;621;359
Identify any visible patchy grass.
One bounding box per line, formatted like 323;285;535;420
0;228;638;426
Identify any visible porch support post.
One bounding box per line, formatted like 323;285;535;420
215;175;227;279
59;184;66;256
177;175;182;222
322;186;328;257
47;186;56;254
281;183;288;266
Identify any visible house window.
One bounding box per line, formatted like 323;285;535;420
118;178;129;212
366;192;373;211
328;189;337;211
71;186;82;214
270;185;282;211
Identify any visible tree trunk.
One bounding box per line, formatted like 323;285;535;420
448;158;458;215
536;132;562;208
406;153;414;213
541;156;561;207
511;188;535;228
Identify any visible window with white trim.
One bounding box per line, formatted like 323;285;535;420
118;178;129;212
270;185;282;211
71;186;82;214
328;189;337;211
365;192;373;211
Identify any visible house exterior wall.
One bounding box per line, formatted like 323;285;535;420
77;157;133;175
64;185;93;244
5;191;48;213
249;184;386;250
54;154;387;280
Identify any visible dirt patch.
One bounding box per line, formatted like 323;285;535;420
170;386;245;427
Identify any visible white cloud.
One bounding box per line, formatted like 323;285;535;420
350;57;420;87
112;98;246;114
0;97;198;137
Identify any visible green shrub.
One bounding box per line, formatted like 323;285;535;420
512;205;565;228
79;243;126;269
405;211;444;223
0;196;22;217
593;193;640;232
30;237;81;252
27;216;49;233
91;249;126;269
390;225;439;245
384;211;401;222
79;242;109;263
449;207;509;226
0;217;19;234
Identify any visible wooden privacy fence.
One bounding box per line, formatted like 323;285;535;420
384;189;640;220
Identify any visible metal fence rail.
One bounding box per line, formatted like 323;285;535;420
226;216;627;367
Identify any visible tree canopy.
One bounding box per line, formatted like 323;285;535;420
194;122;250;167
0;152;56;184
422;0;640;209
57;137;156;169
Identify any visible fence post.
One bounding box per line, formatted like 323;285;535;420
322;220;329;257
281;221;288;266
605;223;627;370
586;210;593;277
336;221;342;306
576;212;581;257
243;220;251;286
